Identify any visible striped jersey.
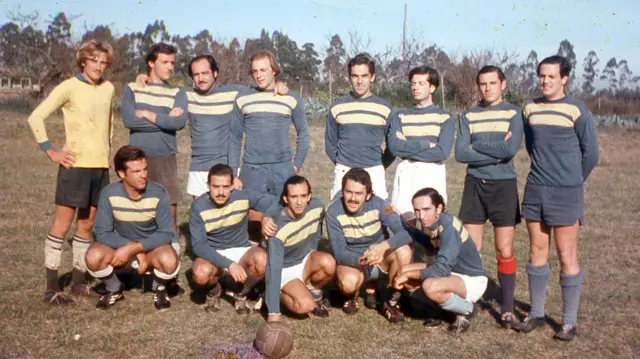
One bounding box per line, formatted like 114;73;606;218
523;96;599;187
325;94;392;168
93;181;173;251
189;189;276;268
387;104;454;163
265;198;324;315
326;195;411;267
229;87;309;172
184;85;244;171
455;101;524;180
121;81;188;157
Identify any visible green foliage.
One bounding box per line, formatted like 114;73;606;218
504;90;530;109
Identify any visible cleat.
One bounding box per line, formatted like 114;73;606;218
500;311;517;330
234;295;251;316
153;287;170;311
448;305;477;334
312;298;330;318
342;297;359;315
382;302;405;324
71;283;100;298
513;315;545;333
364;292;377;310
96;290;124;310
43;290;74;306
423;317;444;327
553;324;577;341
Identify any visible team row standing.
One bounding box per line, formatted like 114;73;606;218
27;40;598;342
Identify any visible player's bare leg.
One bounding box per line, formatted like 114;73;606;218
464;223;485;252
336;265;366;314
86;242;122;309
146;244;180;311
235;247;267;314
422;276;476;333
192;258;223;312
553;221;581;341
379;245;411;323
70;206;99;298
494;225;517;328
301;251;336;317
281;279;316;315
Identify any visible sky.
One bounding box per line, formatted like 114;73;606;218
1;0;639;77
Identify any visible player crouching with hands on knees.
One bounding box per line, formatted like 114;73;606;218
86;146;180;311
393;188;488;333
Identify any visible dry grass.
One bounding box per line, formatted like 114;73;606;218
0;110;638;359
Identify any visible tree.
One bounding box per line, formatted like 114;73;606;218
297;42;321;96
556;39;577;91
600;57;618;91
323;34;348;99
617;59;634;89
581;50;599;96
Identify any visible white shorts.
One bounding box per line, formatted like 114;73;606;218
187;171;209;197
280;253;311;289
452;272;488;303
391;160;447;219
216;246;252;264
330;163;388;200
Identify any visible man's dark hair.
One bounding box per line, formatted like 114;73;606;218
476;65;506;84
537;55;572;77
408;65;440;89
281;175;311;199
342;168;373;195
145;42;176;72
188;54;219;78
412;187;446;212
348;53;375;76
207;164;234;183
114;145;146;173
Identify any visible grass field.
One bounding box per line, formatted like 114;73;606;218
0;110;638;358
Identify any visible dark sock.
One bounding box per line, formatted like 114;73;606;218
46;268;60;292
238;275;260;297
560;271;583;326
103;273;122;293
526;262;550;318
153;276;168;291
72;270;86;287
498;272;516;313
209;282;222;297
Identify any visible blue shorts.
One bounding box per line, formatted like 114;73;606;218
239;161;296;198
522;184;584;226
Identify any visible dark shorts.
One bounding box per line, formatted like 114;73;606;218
55;166;109;208
239;161;296;198
459;175;521;227
522;184;584;226
147;154;179;205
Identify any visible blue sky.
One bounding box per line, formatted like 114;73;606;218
2;0;638;77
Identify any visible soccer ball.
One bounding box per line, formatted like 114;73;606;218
253;321;294;358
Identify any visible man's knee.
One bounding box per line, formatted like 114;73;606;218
317;253;336;274
85;245;108;270
290;297;315;315
156;246;180;273
422;278;439;300
394;245;413;265
192;262;215;286
249;248;268;275
337;270;361;294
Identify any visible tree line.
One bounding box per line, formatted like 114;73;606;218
1;12;639;115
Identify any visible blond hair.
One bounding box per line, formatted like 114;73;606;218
76;40;114;70
248;50;281;76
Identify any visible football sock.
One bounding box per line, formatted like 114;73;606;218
560;271;583;326
497;254;516;313
527;262;550;318
306;283;323;301
89;265;121;293
239;275;260;297
440;293;473;315
72;235;91;274
45;234;63;271
388;290;402;307
46;268;60;292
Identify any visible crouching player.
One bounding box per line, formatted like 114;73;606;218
327;168;413;323
86;146;179;310
189;164;277;315
262;175;336;321
393;188;487;333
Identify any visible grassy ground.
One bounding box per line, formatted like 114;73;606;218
0;110;638;359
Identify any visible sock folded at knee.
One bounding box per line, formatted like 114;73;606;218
440;293;473;315
526;262;550;318
306;283;323;301
88;265;114;279
72;235;92;272
88;265;122;293
497;254;516;313
560;270;583;326
45;234;64;270
153;263;181;281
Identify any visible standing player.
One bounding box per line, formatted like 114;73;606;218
85;146;180;310
28;40;115;305
262;176;336;321
454;65;524;329
229;50;310;241
514;55;599;341
189;164;276;315
121;43;187;256
393;188;487;334
387;65;454;221
325;53;393;200
326;168;412;323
